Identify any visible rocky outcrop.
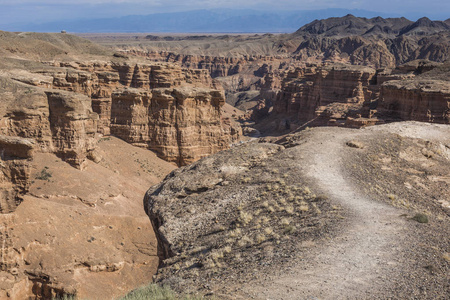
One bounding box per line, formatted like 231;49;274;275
0;136;34;213
2;60;240;167
272;64;376;127
251;60;450;133
0;78;99;169
145;141;338;295
110;87;238;166
144;123;450;298
129;50;284;78
380;80;450;123
45;91;98;168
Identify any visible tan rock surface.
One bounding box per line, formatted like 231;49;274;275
0;137;176;299
0;136;34;214
380;79;450;124
0;77;99;169
109;87;240;166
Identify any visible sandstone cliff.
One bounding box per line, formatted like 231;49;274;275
0;136;34;213
104;15;450;75
0;31;243;299
0;78;98;169
273;64;376;125
251;60;449;134
0;136;176;299
1;59;240;166
110;87;233;165
380;80;450;123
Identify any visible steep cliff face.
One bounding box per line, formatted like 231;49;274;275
130;50;283;78
110;87;236;166
0;137;176;300
380;80;450;123
272;64;376;126
0;31;243;299
45;91;98;168
253;60;450;132
0;78;99;169
2;60;239;167
0;136;34;213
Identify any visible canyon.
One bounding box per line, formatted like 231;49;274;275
0;14;449;299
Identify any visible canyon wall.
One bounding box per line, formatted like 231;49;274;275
380;80;450;123
0;78;98;170
128;50;285;78
0;136;34;213
273;64;376;125
250;61;449;133
110;88;233;166
2;60;240;167
1;59;232;298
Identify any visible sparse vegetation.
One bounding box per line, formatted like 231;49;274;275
412;213;429;224
52;295;76;300
120;284;204;300
98;137;112;143
35;166;52;181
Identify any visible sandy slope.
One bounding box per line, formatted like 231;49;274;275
246;122;450;299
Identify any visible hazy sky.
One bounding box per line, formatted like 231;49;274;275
1;0;448;26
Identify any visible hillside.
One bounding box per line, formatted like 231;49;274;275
146;122;450;298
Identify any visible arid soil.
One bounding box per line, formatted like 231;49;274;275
147;122;449;299
0;136;175;299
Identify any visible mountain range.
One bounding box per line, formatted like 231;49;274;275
1;8;409;33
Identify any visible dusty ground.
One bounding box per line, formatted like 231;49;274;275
76;33;291;57
0;137;176;299
146;121;449;299
244;122;450;299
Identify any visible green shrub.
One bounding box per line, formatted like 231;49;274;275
52;295;76;300
120;284;204;300
412;213;429;224
36;167;52;181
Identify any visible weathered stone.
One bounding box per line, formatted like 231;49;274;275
380;80;450;124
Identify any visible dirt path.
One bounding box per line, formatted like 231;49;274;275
247;129;409;299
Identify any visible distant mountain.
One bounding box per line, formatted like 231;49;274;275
294;14;449;37
5;9;403;33
398;17;450;35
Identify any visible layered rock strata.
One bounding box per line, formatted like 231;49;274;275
3;60;239;166
0;137;176;299
380;80;450;123
270;64;377;128
0;136;34;213
253;61;449;133
110;88;233;166
0;78;98;169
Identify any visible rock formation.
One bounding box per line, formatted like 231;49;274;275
0;31;243;299
380;80;450;123
0;78;98;169
0;137;176;299
0;136;34;213
144;122;450;298
250;60;449;133
145;141;338;295
1;59;240;167
272;64;376;126
110;87;233;165
109;15;450;74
